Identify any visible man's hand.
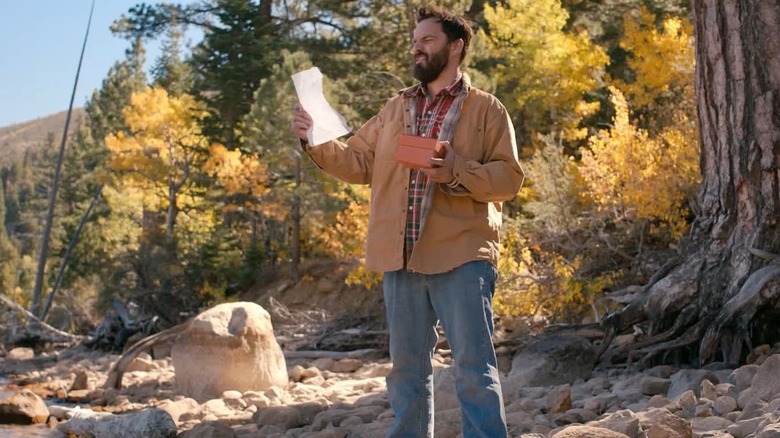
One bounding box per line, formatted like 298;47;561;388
422;141;455;184
291;103;313;142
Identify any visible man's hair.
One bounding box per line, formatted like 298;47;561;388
416;6;473;63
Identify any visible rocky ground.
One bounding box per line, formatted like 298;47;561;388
2;331;780;437
2;259;780;437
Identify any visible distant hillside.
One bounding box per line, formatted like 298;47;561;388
0;108;85;166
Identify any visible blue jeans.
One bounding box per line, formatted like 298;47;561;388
383;260;507;438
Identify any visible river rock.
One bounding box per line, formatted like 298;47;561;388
171;302;288;401
0;388;50;424
509;334;596;387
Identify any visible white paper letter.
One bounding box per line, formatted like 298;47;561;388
291;67;351;145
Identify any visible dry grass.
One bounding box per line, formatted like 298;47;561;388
0;108;85;166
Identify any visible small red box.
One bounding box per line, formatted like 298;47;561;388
396;134;446;169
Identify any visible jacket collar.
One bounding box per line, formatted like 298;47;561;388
400;71;471;98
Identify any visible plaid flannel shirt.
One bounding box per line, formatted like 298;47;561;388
404;77;463;264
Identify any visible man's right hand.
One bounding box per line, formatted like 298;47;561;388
291;103;313;143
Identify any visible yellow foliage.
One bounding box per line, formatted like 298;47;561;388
495;229;618;322
614;7;695;110
578;87;699;238
104;87;235;256
105;87;212;212
176;207;223;256
205;144;269;205
108;88;210;169
345;265;382;289
123;87;209;138
490;5;698;322
196;281;235;306
11;286;29;309
483;0;608;141
321;188;368;256
320;186;381;288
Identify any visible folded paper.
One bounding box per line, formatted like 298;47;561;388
291;67;351;145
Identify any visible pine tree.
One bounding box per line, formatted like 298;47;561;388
50;41;148;307
188;0;281;150
151;21;194;96
111;0;382;149
0;178;22;296
239;50;364;279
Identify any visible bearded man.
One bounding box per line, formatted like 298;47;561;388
291;6;524;437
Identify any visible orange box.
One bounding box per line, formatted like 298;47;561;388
396;134;446;169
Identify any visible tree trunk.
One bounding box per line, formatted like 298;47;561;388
40;184;104;322
30;1;95;317
603;0;780;366
291;151;301;282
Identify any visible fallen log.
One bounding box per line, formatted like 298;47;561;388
0;294;83;347
56;406;177;438
283;348;381;360
105;322;188;389
83;298;157;353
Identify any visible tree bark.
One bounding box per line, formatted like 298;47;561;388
291;150;301;282
41;184;104;322
30;1;95;317
603;0;780;366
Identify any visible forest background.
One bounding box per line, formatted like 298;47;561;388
0;0;698;338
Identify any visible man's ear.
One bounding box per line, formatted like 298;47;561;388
450;38;464;58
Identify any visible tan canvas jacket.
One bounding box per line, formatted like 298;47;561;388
305;80;524;274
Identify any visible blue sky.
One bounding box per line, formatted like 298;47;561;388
0;0;195;128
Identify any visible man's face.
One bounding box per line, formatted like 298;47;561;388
411;18;451;85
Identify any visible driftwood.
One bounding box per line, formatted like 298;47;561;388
105;322;188;389
0;294;83;347
104;322;383;389
56;406;177;438
83;298;157;352
266;295;389;355
307;314;387;352
283;348;381;360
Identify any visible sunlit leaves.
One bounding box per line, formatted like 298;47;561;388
579;87;699;238
205;144;269;209
319;185;381;288
106;87;210;201
611;6;696;144
483;0;608;142
105;86;222;267
495;227;620;322
615;7;694;109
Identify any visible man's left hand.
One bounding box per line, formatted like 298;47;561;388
422;141;455;184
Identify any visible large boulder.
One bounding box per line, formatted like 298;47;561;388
0;388;50;424
744;353;780;402
509;334;596;387
172;302;288;401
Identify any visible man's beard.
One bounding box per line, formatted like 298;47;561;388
412;45;449;85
